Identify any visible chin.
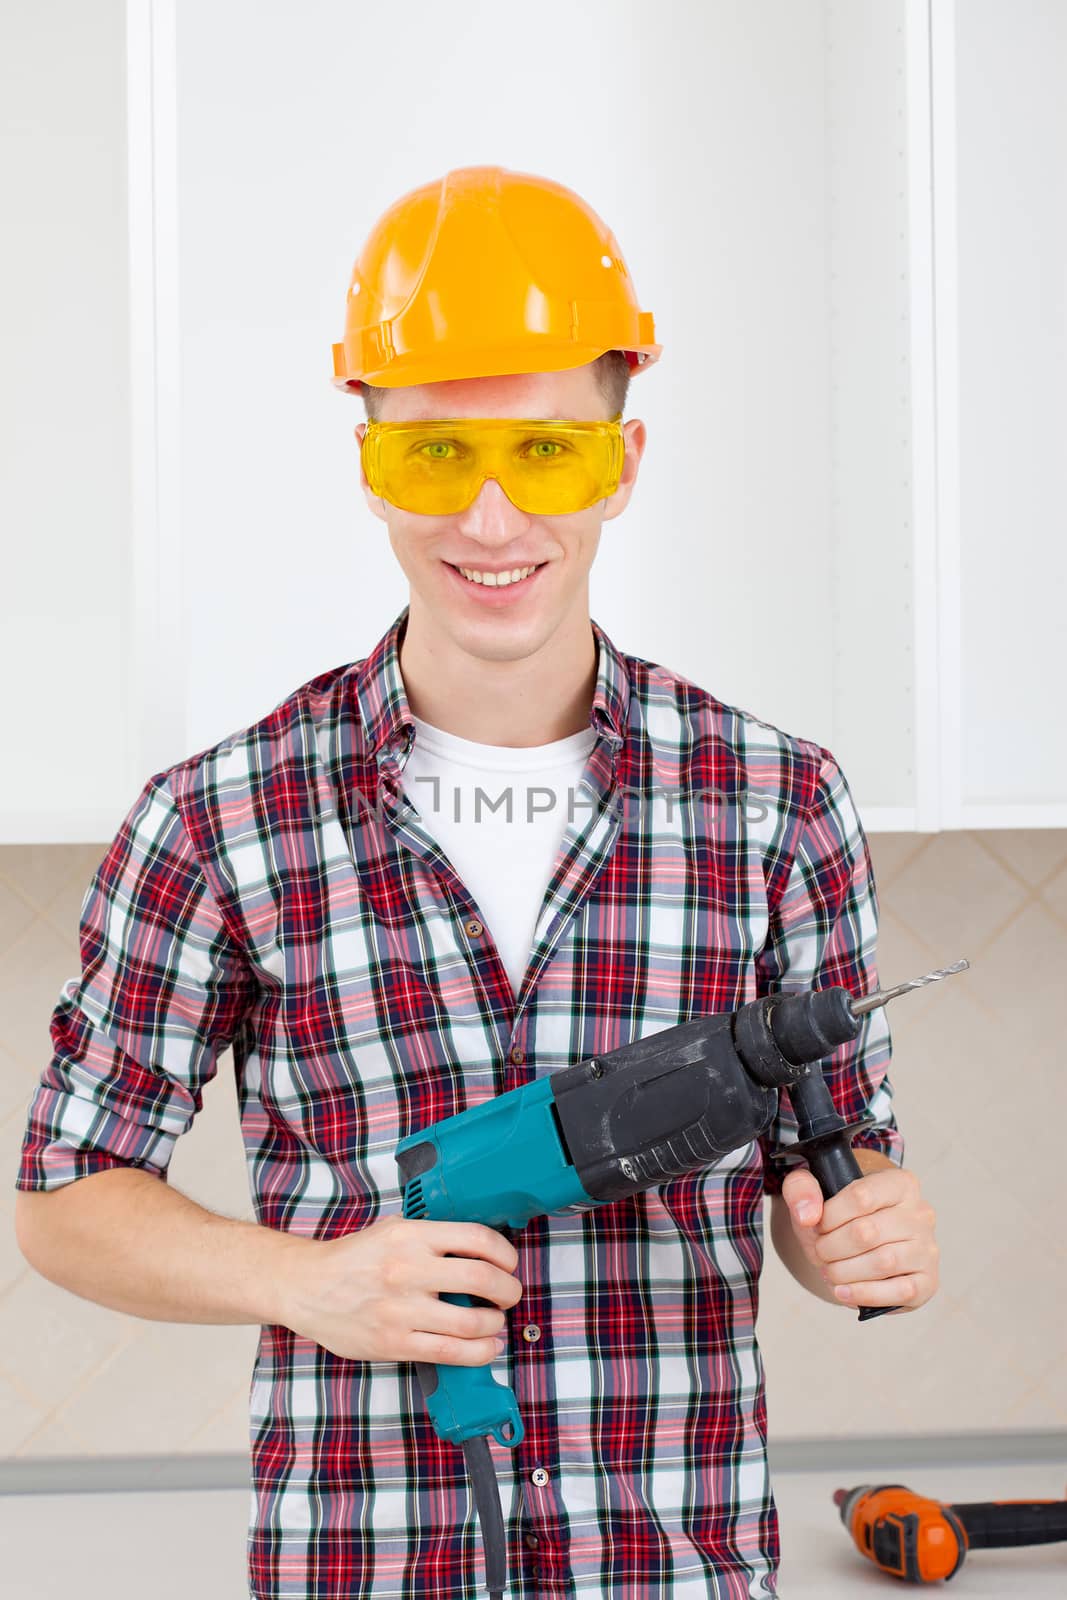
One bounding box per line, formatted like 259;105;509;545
445;604;562;661
451;618;550;662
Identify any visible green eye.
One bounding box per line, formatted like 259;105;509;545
411;439;464;461
524;438;567;459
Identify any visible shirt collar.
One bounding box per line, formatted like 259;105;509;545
355;604;630;767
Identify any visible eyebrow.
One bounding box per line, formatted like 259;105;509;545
396;413;583;424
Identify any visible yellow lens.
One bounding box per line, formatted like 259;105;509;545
398;432;480;512
510;434;602;514
364;419;623;515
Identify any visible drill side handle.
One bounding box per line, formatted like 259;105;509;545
795;1124;874;1202
775;1109;902;1322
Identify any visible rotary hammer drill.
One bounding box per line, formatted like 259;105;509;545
395;960;967;1599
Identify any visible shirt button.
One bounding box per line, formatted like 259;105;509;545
522;1323;541;1343
530;1467;550;1488
524;1532;540;1550
465;917;484;937
509;1045;525;1065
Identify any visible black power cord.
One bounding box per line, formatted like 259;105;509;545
461;1435;506;1599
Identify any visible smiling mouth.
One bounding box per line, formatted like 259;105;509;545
446;562;548;589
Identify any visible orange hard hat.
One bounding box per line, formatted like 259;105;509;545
331;165;661;392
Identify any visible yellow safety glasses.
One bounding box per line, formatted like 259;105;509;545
361;413;625;516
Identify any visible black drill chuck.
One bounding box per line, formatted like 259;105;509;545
732;987;861;1087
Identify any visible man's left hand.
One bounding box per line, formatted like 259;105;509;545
780;1162;940;1313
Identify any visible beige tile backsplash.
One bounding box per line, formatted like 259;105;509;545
2;831;1065;1458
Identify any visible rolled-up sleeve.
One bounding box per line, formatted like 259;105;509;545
756;747;905;1196
14;775;258;1192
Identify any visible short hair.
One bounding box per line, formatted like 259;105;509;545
358;348;632;422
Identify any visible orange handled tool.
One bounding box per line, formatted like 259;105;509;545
834;1481;1067;1581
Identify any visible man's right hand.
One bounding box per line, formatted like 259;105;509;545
278;1214;523;1366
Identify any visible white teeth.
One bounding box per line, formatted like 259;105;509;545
457;564;540;587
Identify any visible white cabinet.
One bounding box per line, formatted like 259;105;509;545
3;0;1064;842
948;0;1067;824
1;0;133;842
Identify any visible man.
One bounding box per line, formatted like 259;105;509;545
15;167;938;1599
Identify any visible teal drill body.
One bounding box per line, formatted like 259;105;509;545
398;1074;590;1232
395;1074;590;1447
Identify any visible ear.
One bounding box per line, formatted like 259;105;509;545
601;418;646;524
353;423;388;523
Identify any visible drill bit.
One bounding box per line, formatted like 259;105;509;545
849;959;970;1017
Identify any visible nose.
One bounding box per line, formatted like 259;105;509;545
454;473;531;540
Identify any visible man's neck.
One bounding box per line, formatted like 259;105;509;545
397;604;598;748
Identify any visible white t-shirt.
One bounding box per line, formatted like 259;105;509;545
400;713;598;997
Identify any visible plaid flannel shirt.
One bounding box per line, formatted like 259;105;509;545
15;604;904;1599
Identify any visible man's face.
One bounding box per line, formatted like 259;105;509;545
353;364;646;665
